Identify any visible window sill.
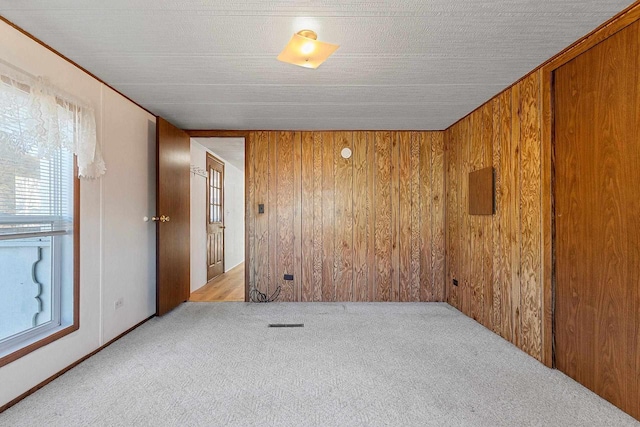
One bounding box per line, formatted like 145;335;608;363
0;323;79;368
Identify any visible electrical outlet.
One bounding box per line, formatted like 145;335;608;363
452;279;459;287
114;297;124;310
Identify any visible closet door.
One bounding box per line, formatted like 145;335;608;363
554;20;640;419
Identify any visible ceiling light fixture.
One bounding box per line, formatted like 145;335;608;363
277;29;339;69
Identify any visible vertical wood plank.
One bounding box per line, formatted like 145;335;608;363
399;132;413;301
446;125;460;309
419;132;433;301
366;132;377;301
254;131;270;296
491;98;503;333
511;84;523;348
301;132;314;301
353;132;370;302
276;131;294;301
499;88;516;342
267;132;278;297
374;131;393;301
412;132;427;301
312;132;324;301
519;72;543;361
540;70;554;367
334;131;354;301
322;132;336;301
481;102;495;330
431;132;446;302
293;131;303;302
459;116;472;316
391;132;401;301
469;110;484;322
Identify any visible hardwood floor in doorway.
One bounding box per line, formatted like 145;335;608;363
190;263;245;302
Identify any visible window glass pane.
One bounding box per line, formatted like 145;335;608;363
0;236;54;342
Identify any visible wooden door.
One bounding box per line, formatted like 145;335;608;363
156;117;190;316
554;21;640;419
206;153;225;281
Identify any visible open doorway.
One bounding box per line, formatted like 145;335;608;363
188;137;245;302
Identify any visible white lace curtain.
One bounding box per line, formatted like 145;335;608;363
0;60;105;178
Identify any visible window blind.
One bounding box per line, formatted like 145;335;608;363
0;78;74;240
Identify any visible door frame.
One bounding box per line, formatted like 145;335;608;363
186;130;250;302
537;2;640;368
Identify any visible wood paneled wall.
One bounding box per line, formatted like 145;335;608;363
246;131;445;302
444;71;544;361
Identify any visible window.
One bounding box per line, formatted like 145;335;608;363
209;167;222;223
0;65;82;366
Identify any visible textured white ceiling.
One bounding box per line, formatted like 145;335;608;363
0;1;633;130
194;137;245;171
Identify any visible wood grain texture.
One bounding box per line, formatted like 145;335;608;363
376;131;393;301
480;102;495;330
352;132;371;302
253;131;269;298
459;116;471;317
190;263;245;302
540;63;554;368
300;132;314;302
519;72;542;361
442;1;640;383
431;132;446;302
267;132;278;297
420;132;436;301
469;110;485;322
156;117;191;316
334;131;354;301
391;132;401;301
416;132;431;302
293;132;303;302
246;130;445;303
445;126;460;309
444;79;537;357
322;132;336;301
491;97;503;334
555;21;640;419
399;132;413;302
366;132;377;302
498;89;516;343
510;83;523;350
312;132;324;302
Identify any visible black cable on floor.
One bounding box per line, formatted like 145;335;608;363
249;285;281;303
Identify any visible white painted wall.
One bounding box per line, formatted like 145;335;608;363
222;158;245;271
0;20;156;407
190;140;244;293
190;141;208;293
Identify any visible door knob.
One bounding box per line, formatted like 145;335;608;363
152;215;170;223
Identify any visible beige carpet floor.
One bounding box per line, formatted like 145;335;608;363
0;302;638;426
